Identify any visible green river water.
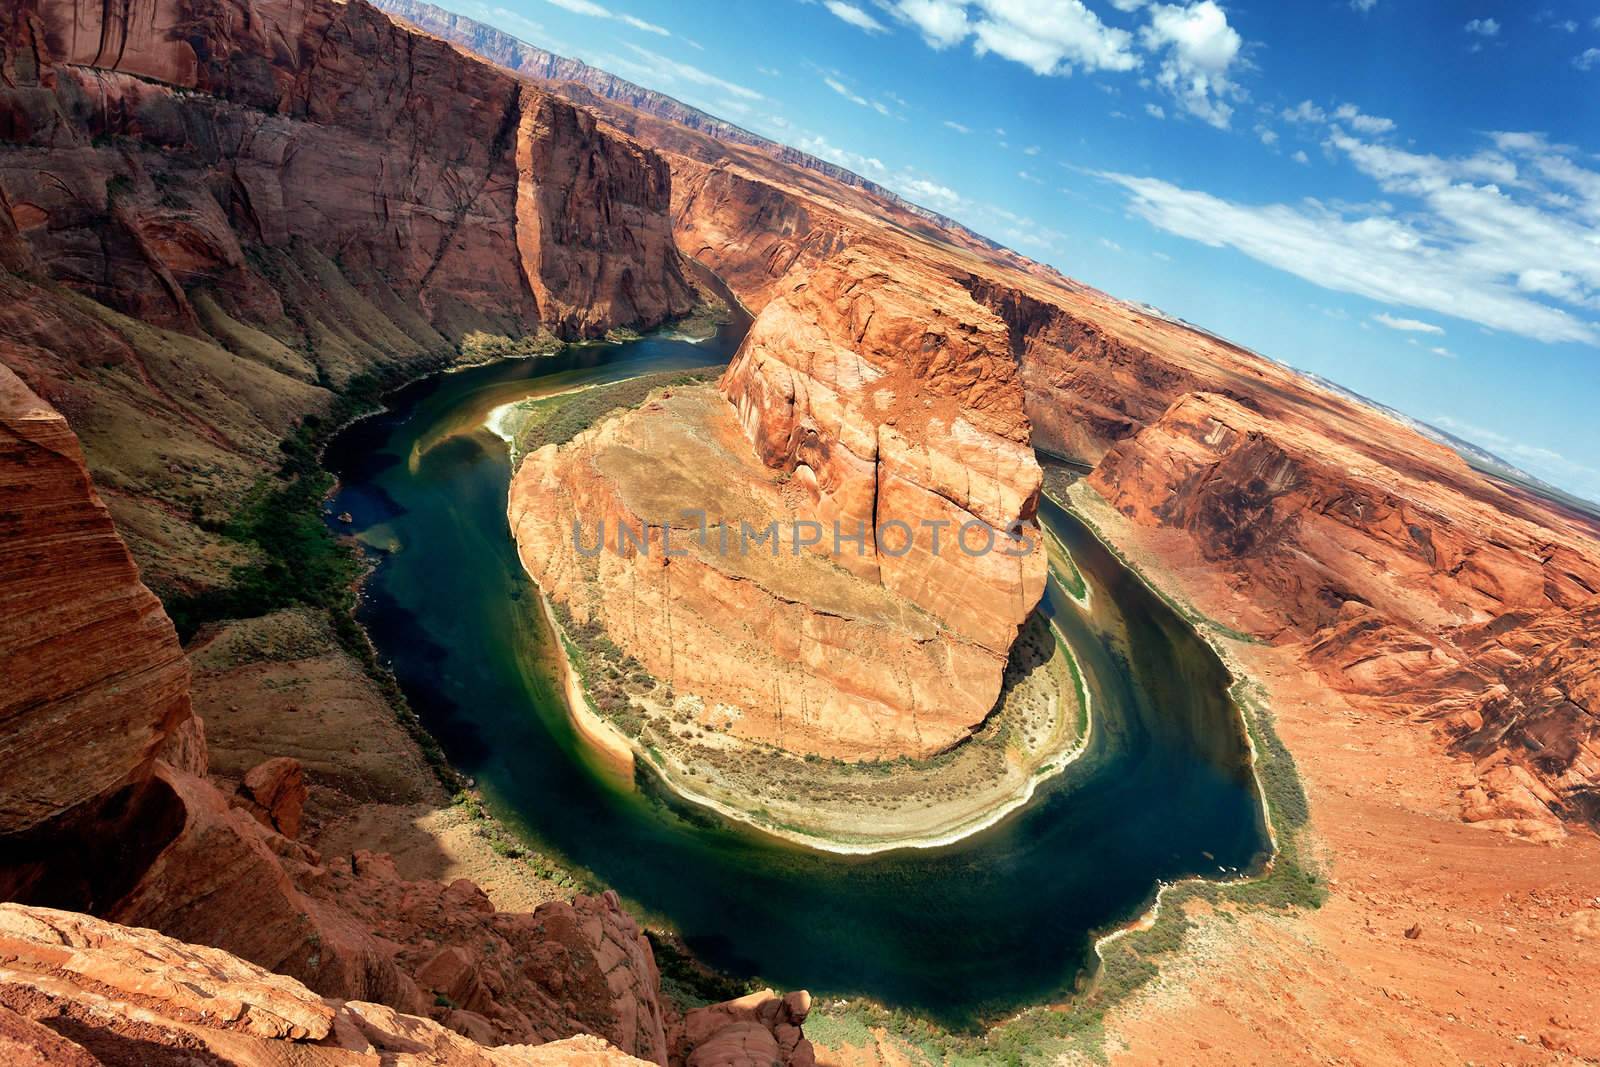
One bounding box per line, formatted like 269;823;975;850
322;312;1269;1025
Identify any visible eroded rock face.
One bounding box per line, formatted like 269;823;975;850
721;246;1045;660
672;160;855;314
1086;390;1600;834
0;364;191;841
681;989;815;1067
0;0;694;339
234;756;310;840
516;93;694;337
510;247;1045;759
316;861;671;1060
0;373;808;1064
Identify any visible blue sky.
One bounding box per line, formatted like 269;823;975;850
453;0;1600;502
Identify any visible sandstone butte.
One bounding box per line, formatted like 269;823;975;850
1;0;1599;1063
510;243;1047;759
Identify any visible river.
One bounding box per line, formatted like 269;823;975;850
322;312;1269;1025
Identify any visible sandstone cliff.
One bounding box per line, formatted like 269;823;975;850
1085;390;1600;835
0;329;813;1066
0;903;656;1066
0;0;696;594
671;160;857;314
1;0;694;338
0;366;191;841
374;0;1003;255
721;246;1045;659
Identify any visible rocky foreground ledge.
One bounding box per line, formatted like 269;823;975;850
0;904;813;1067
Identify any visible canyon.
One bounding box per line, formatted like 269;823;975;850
0;1;809;1064
2;0;1599;1065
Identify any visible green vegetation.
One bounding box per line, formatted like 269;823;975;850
1044;526;1088;601
164;354;458;640
549;601;663;739
448;790;593;891
162;352;469;784
508;366;723;465
459;329;563;362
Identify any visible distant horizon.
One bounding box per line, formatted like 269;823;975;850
419;0;1600;507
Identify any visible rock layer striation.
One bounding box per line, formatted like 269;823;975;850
510;247;1046;760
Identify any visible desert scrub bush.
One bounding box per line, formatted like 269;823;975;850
510;367;722;463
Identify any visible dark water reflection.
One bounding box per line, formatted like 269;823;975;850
323;315;1268;1024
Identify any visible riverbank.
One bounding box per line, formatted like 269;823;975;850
536;590;638;781
525;514;1093;856
500;373;1097;854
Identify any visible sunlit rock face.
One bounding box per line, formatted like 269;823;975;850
0;0;695;339
1086;389;1600;835
511;245;1046;761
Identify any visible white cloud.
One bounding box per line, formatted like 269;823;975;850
1432;415;1600;493
1100;237;1125;251
824;75;871;107
824;0;887;32
1429;346;1455;358
1350;0;1376;11
486;5;547;40
543;0;608;14
882;1;1139;75
542;0;668;36
943;119;972;133
797;133;887;178
1256;124;1277;145
1333;103;1394;135
971;202;1071;253
1101;136;1600;345
821;73;895;115
1576;48;1600;72
1282;99;1325;124
620;14;669;35
1023;144;1041;155
1464;17;1499;37
972;0;1139;75
1292;149;1309;164
1373;312;1444;334
892;0;971;47
621;44;763;100
1140;1;1244;128
897;176;965;209
1284;100;1391;136
1145;102;1166;118
1018;169;1043;183
876;1;1253;126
